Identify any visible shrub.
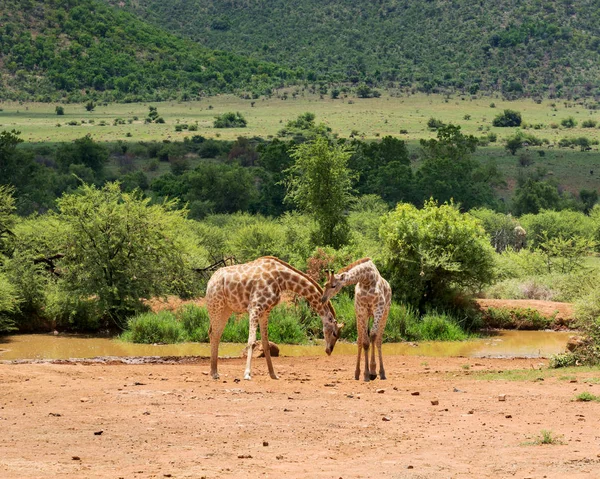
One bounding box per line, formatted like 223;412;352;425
214;112;247;128
178;304;210;342
427;117;445;130
380;200;496;309
122;311;184;344
480;307;552;330
581;119;597;128
55;106;64;115
561;117;577;128
493;109;522;127
0;273;19;332
415;312;470;341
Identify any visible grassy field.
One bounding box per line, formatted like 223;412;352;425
3;91;600;143
2;91;600;194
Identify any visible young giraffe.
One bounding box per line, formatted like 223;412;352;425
206;256;343;380
321;258;391;382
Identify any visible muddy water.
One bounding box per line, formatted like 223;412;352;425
0;330;573;361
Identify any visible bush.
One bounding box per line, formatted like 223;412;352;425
427;117;445;130
0;273;19;332
493;109;522;127
480;307;552;330
582;119;597;128
213;112;247;128
178;304;210;342
561;117;577;128
414;312;470;341
380;200;496;309
122;311;184;344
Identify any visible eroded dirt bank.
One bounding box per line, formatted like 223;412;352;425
1;355;599;479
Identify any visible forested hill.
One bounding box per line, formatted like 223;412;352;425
111;0;600;98
0;0;296;102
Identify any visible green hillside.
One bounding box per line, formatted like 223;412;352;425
0;0;297;102
112;0;600;98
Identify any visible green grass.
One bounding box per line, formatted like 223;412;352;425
4;92;600;144
525;430;564;446
472;365;600;382
574;392;600;402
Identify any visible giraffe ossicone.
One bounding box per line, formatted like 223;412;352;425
206;256;342;380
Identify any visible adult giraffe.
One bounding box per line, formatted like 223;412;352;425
206;256;343;380
321;258;391;382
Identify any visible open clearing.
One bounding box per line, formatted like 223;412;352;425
1;355;600;478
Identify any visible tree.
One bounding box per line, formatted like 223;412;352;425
55;134;109;176
492;109;522;127
416;124;497;209
0;185;16;256
511;178;561;216
380;200;496;311
55;105;65;115
284;137;355;248
505;132;524;155
56;182;196;325
85;101;96;112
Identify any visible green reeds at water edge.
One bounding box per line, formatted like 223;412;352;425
121;295;473;345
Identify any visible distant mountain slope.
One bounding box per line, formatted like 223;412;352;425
0;0;296;102
111;0;600;98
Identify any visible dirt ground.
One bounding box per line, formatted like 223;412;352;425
1;354;600;479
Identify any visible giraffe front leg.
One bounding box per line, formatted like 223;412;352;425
377;338;386;380
244;312;259;380
259;314;278;380
369;332;377;381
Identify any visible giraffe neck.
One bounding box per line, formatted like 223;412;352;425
341;261;376;288
280;269;329;319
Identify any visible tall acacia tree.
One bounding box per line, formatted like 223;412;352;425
284;137;355;248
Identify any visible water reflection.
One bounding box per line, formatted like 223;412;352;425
0;330;572;361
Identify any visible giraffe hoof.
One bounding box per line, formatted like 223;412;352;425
244;373;252;380
211;373;220;380
380;374;387;380
270;374;279;380
369;374;377;380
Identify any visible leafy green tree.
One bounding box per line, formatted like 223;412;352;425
55;105;65;115
380;200;496;311
284;137;356;248
85;101;96;112
416;124;497;209
55;134;109;176
520;209;594;249
56;182;198;326
505;132;524;155
580;189;598;214
469;208;523;252
0;272;18;332
0;185;16;256
492;109;522;127
561;116;578;128
511;178;561;215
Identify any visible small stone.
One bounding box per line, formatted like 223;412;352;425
382;416;392;421
431;399;439;406
376;389;385;394
72;456;81;461
468;410;474;414
498;394;506;401
164;475;172;478
505;414;512;419
407;465;414;469
276;455;284;460
324;383;335;387
411;391;420;396
238;454;252;459
80;397;90;403
263;441;269;447
93;430;103;436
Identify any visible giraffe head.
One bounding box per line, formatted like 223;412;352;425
318;300;343;355
322;316;344;356
321;270;347;304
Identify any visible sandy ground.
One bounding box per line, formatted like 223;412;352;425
1;354;600;479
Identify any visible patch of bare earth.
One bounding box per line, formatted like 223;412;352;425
1;355;599;478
